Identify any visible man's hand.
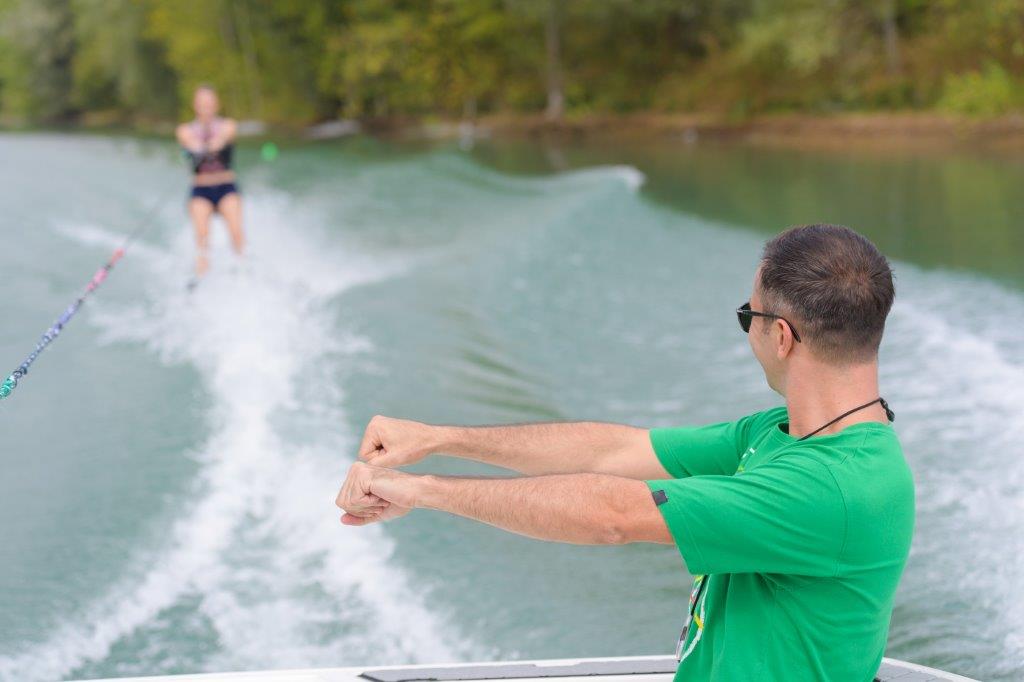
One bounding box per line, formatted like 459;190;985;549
335;461;421;526
358;415;444;468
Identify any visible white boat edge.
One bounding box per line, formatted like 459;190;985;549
71;654;978;682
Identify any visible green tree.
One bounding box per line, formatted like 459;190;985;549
0;0;76;123
2;0;1024;127
71;0;178;124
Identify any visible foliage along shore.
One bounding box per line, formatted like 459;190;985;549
3;0;1024;144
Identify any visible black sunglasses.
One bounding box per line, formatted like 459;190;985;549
736;302;802;343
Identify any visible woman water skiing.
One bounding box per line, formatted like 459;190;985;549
176;85;245;279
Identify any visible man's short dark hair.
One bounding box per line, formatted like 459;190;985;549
758;224;895;363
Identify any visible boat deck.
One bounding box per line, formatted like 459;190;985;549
76;654;977;682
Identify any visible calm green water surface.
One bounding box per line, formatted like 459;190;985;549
0;133;1020;681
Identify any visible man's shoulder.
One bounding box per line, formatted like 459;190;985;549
819;427;914;520
801;425;909;480
832;424;907;467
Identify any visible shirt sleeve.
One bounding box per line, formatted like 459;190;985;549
649;408;783;478
646;457;846;577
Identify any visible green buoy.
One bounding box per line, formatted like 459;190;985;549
260;141;279;162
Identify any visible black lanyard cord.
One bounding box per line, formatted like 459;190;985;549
797;397;895;442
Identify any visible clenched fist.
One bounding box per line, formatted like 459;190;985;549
335;461;421;526
358;415;445;468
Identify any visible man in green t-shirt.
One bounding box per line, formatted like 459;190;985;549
335;223;915;681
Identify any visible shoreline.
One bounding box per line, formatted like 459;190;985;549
418;112;1024;153
6;111;1024;153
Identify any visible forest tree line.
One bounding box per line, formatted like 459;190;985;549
1;0;1022;128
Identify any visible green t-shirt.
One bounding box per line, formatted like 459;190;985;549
646;406;914;682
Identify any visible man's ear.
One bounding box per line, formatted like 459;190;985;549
774;318;795;359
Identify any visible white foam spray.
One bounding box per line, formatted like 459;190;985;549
0;192;474;681
883;267;1024;675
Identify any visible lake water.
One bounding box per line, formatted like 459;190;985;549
0;133;1020;681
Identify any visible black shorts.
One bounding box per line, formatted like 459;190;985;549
190;182;239;208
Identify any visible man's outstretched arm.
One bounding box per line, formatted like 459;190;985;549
336;462;673;545
359;416;670;480
422;472;674;544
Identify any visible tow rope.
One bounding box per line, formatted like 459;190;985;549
0;192;171;400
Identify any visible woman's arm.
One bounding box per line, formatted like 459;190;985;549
207;118;237;150
176;123;199;151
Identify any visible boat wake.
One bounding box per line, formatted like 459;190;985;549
0;192;474;680
883;267;1024;677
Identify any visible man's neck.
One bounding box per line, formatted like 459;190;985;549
783;359;887;438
